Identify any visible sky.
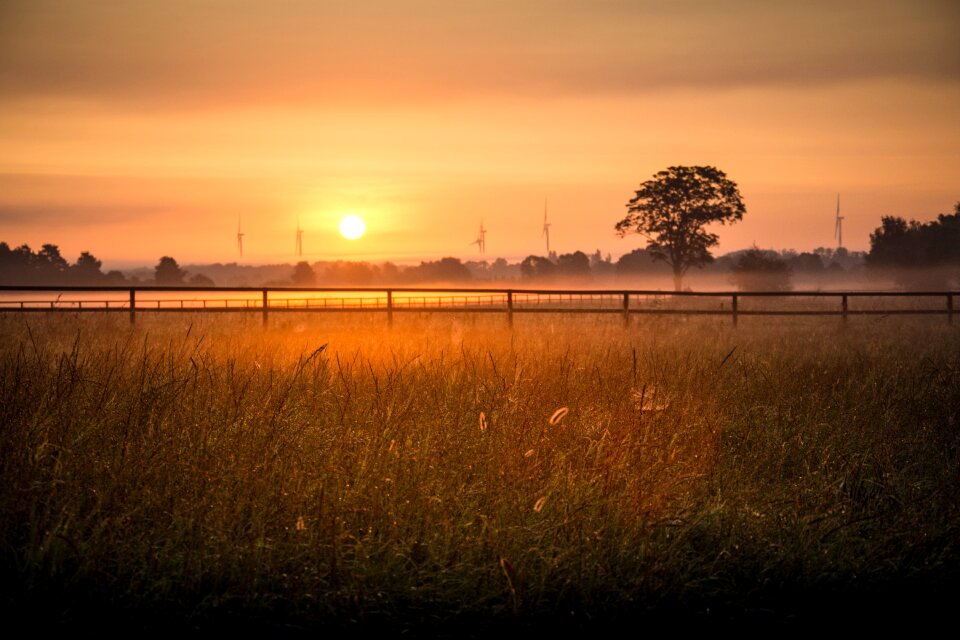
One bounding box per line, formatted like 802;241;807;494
1;0;958;268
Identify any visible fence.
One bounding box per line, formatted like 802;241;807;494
0;285;956;326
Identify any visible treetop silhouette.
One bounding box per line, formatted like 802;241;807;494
616;165;745;290
154;256;187;285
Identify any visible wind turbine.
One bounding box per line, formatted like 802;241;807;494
471;221;487;254
834;194;844;249
542;199;551;255
237;216;245;257
295;218;304;257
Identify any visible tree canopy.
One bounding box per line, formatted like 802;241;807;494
0;243;115;285
866;202;960;288
403;257;471;283
557;251;591;279
729;248;792;291
520;255;557;281
291;261;317;285
154;256;186;285
615;165;745;290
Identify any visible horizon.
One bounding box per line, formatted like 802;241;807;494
3;240;866;274
1;1;958;266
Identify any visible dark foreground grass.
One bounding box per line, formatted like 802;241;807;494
1;312;958;633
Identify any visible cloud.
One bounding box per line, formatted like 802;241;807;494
0;203;169;226
0;172;182;225
1;0;957;110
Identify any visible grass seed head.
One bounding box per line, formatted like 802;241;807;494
549;407;569;426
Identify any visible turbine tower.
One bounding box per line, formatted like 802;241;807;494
542;199;551;255
834;193;844;249
295;218;304;257
471;221;487;254
237;216;245;257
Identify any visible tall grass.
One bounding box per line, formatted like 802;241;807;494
1;312;958;630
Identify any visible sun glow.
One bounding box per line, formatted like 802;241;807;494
339;215;366;240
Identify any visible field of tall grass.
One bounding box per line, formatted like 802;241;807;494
2;312;958;632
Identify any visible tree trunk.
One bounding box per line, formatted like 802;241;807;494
673;265;683;291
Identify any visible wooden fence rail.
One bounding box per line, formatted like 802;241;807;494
0;285;956;326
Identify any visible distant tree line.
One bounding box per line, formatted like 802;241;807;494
728;248;793;291
0;245;216;287
0;243;127;285
5;199;957;290
153;256;215;286
716;200;960;291
865;202;960;288
0;240;867;290
268;258;472;287
720;247;867;291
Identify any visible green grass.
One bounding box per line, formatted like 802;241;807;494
2;312;959;632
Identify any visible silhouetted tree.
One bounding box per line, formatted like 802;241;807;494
0;242;34;284
813;247;834;259
520;255;557;281
589;250;615;278
324;261;375;285
0;243;79;284
924;203;960;265
380;262;400;283
730;248;792;291
36;244;69;280
615;166;745;290
291;261;317;285
71;251;104;284
188;273;215;287
405;257;471;283
615;248;668;276
154;256;187;285
464;260;491;280
866;203;960;288
557;251;591;279
488;258;519;280
789;252;825;274
867;217;918;269
104;270;128;285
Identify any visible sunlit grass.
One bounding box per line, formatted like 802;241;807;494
1;312;958;630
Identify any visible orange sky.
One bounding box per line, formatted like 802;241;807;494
1;0;958;267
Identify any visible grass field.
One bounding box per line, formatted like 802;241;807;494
2;312;958;633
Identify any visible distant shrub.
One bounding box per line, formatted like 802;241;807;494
730;248;792;291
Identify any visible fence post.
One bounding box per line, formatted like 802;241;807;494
622;292;630;327
842;294;848;322
129;289;136;325
387;289;393;327
732;294;738;327
507;290;514;327
262;289;268;327
948;294;954;325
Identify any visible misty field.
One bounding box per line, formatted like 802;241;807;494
2;312;959;632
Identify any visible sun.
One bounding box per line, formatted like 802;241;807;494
339;215;366;240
